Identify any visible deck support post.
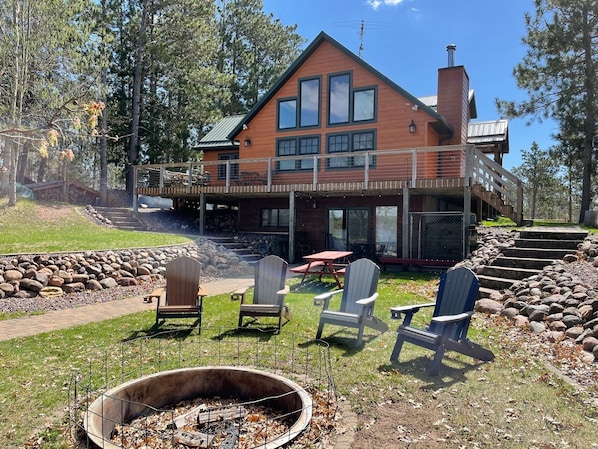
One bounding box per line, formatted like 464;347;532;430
199;192;206;235
463;186;471;259
289;190;296;263
463;145;472;259
402;186;410;259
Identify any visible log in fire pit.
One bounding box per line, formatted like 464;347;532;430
83;366;312;449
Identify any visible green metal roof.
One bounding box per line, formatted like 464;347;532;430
196;115;244;149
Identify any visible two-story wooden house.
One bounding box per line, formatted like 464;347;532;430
135;32;521;265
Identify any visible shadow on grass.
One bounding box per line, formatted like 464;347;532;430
210;324;280;342
290;279;338;294
300;328;385;356
379;352;490;387
122;319;200;342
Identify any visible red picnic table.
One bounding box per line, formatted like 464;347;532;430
290;250;352;289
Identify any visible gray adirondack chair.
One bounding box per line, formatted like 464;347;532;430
154;256;205;329
233;255;290;332
389;266;494;376
314;258;388;346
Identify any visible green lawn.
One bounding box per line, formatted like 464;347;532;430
1;274;597;448
0;198;190;254
0;199;596;448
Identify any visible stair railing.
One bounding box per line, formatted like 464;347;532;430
469;148;524;224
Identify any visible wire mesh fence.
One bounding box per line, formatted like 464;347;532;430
68;327;336;449
409;212;469;260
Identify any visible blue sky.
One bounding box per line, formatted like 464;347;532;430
262;0;557;170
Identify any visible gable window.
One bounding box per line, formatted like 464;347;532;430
261;208;289;228
353;88;375;122
278;99;297;129
328;73;350;124
328;73;377;125
217;153;239;180
277;136;320;171
300;78;320;127
327;130;376;169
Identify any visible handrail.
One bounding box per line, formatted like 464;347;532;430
134;144;522;222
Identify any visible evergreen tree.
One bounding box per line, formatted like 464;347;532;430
513;142;559;219
215;0;305;114
497;0;598;222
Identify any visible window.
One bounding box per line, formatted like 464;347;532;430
352;131;375;167
328;74;350;124
217;153;239;180
328;73;377;125
278;99;297;129
326;131;375;169
327;208;369;251
376;206;398;257
261;208;289;228
300;78;320;127
327;134;350;168
353;88;375;122
277;139;297;171
299;137;319;169
277;136;320;171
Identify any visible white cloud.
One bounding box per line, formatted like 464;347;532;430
367;0;405;10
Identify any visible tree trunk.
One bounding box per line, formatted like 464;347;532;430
127;0;150;196
16;140;28;183
37;156;47;183
578;3;596;222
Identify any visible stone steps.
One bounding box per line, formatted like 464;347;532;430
206;235;263;263
94;207;147;232
478;228;587;296
501;247;577;260
481;265;540;280
514;238;581;250
492;256;553;270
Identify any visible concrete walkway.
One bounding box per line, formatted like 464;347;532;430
0;276;254;342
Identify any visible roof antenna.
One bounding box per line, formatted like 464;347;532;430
358;20;365;58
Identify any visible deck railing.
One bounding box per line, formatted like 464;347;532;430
134;144;522;221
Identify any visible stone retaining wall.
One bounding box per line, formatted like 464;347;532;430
461;228;598;361
0;240;251;300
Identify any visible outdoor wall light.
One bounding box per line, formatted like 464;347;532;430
409;119;416;133
244;137;251;147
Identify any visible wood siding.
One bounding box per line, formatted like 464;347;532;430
235;40;442;164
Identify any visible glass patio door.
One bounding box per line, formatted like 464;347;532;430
326;208;369;251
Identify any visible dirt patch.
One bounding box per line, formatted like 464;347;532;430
34;203;75;222
349;402;449;448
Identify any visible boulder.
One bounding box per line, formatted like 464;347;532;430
63;282;86;293
4;270;23;282
99;277;118;289
19;278;44;293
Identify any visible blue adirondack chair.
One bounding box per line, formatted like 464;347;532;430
233;255;290;332
314;258;388;346
389;266;494;375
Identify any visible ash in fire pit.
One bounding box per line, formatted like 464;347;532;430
83;366;312;449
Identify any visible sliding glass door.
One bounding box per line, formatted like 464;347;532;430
327;208;369;251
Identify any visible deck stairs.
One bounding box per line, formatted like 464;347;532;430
477;228;588;298
472;184;517;223
94;207;148;232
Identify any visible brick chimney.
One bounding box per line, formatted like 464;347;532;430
437;44;470;145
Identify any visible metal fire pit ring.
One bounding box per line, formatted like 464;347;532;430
83;366;313;449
